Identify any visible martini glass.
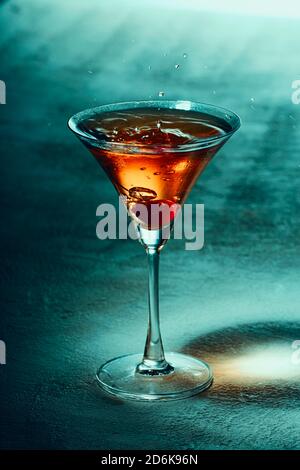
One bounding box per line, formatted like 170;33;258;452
68;100;240;401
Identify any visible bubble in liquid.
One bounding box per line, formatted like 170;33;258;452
129;187;157;201
212;90;216;95
148;65;152;71
250;97;255;102
183;53;188;59
88;70;93;74
175;64;180;69
158;91;165;97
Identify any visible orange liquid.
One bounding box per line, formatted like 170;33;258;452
78;108;227;228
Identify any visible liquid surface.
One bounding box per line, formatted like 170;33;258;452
78;108;228;228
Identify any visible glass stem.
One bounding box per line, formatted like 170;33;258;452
136;247;174;376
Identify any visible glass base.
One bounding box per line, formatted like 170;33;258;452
96;352;213;401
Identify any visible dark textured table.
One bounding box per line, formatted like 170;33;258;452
1;0;300;450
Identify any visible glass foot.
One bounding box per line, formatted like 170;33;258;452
96;352;213;401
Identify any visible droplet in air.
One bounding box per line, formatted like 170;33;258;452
162;177;171;181
158;91;165;97
175;64;180;69
129;187;157;201
157;120;162;129
250;97;255;102
183;53;188;59
153;172;160;176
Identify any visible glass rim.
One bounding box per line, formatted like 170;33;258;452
68;100;241;154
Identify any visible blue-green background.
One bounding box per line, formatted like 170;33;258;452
0;0;300;449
